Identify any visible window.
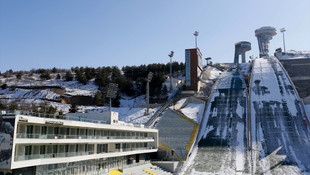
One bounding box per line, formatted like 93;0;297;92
115;144;120;150
25;145;32;156
54;127;59;135
41;126;47;135
26;125;33;138
40;145;46;154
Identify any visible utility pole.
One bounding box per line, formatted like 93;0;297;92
168;51;174;92
280;28;286;52
145;72;153;115
194;31;199;48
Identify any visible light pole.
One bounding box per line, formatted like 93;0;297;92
107;83;118;112
194;31;199;48
205;57;211;66
168;51;174;92
145;72;153;115
280;28;286;52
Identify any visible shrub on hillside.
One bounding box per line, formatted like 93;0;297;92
1;84;8;89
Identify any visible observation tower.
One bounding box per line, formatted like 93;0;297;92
255;26;277;57
234;41;251;65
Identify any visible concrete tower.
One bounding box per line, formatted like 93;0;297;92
255;26;277;57
234;41;251;65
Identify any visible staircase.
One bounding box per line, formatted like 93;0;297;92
121;164;172;175
145;85;184;127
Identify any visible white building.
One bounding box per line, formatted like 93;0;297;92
0;110;158;175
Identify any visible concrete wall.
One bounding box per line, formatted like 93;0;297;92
279;58;310;99
151;161;179;173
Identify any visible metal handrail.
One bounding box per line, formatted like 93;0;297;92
16;133;154;140
145;85;185;127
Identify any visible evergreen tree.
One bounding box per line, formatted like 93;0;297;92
94;92;102;106
0;101;7;110
52;67;57;73
16;72;23;80
112;94;121;107
39;102;48;113
56;74;61;80
31;104;38;113
40;72;51;80
69;103;78;113
47;106;57;114
65;71;73;81
1;84;8;89
8;102;18;110
59;110;64;116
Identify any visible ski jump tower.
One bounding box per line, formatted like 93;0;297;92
234;41;251;65
255;26;277;57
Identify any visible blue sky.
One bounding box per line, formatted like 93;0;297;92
0;0;309;72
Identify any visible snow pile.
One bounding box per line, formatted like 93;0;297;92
181;103;204;123
239;63;251;76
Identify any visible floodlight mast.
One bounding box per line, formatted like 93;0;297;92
280;28;286;52
194;31;199;48
168;51;174;92
107;83;118;112
146;72;153;115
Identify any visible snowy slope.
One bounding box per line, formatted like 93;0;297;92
0;74;98;97
182;71;248;174
250;57;310;174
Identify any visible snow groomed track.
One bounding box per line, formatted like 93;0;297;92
250;57;310;174
184;70;249;174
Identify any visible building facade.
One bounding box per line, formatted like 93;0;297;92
0;111;158;175
185;48;203;91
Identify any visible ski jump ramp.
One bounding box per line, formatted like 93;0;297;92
250;56;310;174
183;70;249;174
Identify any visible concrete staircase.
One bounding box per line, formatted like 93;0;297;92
121;164;172;175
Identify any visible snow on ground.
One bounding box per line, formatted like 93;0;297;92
119;95;146;108
200;66;222;81
251;57;300;116
239;63;251;76
0;97;157;125
0;88;60;100
0;74;98;97
181;103;205;123
84;106;157;125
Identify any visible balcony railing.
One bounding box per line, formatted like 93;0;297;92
1;110;154;129
14;147;155;161
16;133;154;140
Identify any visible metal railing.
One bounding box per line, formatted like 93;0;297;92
15;151;93;161
145;85;185;127
16;133;154;140
14;147;155;161
1;110;150;129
